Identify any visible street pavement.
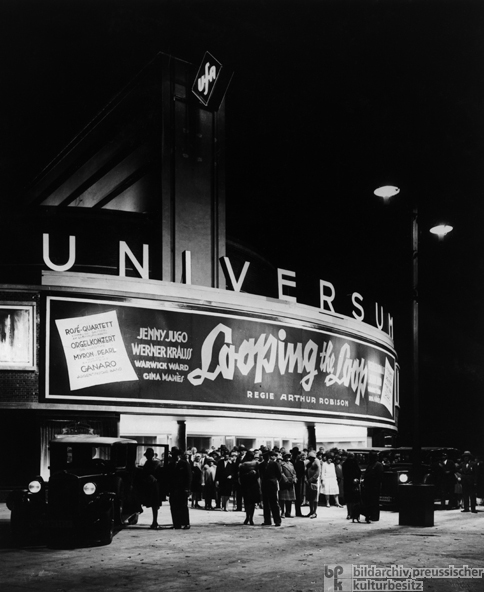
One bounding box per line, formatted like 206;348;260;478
1;501;483;592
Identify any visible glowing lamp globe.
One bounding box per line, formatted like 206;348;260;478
374;186;400;203
430;224;453;239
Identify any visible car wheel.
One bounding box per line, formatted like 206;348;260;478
100;504;114;545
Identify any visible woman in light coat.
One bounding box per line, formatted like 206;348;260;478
321;457;343;507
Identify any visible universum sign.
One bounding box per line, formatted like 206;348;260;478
42;234;395;339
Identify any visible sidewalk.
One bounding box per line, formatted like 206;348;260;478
1;502;483;592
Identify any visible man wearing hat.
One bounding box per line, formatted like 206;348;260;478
293;450;307;516
234;445;248;511
259;449;283;526
166;447;192;529
439;451;458;510
458;451;478;513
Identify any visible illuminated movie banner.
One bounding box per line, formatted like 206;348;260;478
46;297;396;423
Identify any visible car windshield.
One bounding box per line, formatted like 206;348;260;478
50;444;114;471
379;450;413;464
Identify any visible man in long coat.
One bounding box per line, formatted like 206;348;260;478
259;450;282;526
458;451;478;513
166;447;192;529
362;451;383;522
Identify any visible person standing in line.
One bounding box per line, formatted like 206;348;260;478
166;447;192;530
215;450;236;511
476;455;484;506
238;451;261;525
234;446;247;511
438;451;457;509
335;456;344;504
305;451;321;519
279;453;297;517
342;453;362;520
362;451;383;522
190;453;203;509
294;451;307;516
458;451;478;513
202;456;217;510
259;450;283;526
140;447;163;529
321;456;343;508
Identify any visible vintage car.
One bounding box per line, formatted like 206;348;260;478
347;446;460;509
6;435;152;546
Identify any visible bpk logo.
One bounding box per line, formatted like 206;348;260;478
323;565;352;592
192;52;222;107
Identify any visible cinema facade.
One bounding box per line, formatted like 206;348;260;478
0;53;399;489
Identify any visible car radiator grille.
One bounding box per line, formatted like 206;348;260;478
48;474;80;516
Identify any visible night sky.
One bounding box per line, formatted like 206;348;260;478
1;0;484;452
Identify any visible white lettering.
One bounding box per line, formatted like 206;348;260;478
325;343;368;405
319;279;336;313
182;250;192;285
375;302;384;330
221;256;250;292
388;313;394;339
43;233;76;272
198;62;217;96
187;322;318;390
278;268;297;302
42;239;395;338
352;292;365;321
119;241;149;279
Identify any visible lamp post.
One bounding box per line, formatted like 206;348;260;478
374;186;452;525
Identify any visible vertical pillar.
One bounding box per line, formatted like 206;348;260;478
306;424;316;450
412;206;421;481
176;420;187;452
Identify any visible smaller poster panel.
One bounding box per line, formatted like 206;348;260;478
55;310;138;390
0;305;35;369
380;357;395;414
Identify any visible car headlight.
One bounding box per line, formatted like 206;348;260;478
28;480;42;493
399;473;409;483
83;482;97;495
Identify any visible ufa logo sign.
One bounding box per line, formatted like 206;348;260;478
192;52;222;106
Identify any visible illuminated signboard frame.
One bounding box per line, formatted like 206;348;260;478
0;303;36;370
45;295;397;428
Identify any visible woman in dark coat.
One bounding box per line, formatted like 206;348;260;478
140;447;163;529
342;453;362;519
238;451;261;525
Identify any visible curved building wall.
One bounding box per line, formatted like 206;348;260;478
45;271;397;429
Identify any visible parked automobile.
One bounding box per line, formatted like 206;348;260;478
347;446;460;508
6;435;160;546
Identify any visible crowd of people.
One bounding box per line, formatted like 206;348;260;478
432;450;484;513
137;445;484;530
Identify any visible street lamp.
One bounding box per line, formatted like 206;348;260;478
430;224;453;240
374;185;400;202
374;186;453;526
